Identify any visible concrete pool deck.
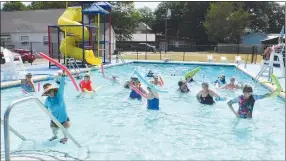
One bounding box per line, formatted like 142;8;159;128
1;59;285;99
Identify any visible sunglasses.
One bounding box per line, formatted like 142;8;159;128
27;76;32;78
84;76;90;78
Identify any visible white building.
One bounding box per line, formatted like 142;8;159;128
0;9;117;58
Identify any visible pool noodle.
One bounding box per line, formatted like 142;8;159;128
159;76;164;86
269;74;282;97
38;82;40;92
134;70;168;93
130;84;148;98
38;52;79;91
185;67;200;79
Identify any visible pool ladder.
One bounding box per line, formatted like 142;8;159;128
2;96;89;161
66;58;80;73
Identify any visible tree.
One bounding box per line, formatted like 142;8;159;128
243;2;285;34
2;1;26;11
138;7;155;28
204;2;249;43
26;2;66;10
109;2;141;41
152;2;212;44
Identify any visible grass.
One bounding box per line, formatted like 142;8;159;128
121;51;263;63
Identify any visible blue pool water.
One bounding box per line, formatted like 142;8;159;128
1;62;285;160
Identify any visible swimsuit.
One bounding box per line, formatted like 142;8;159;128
200;93;215;105
147;98;159;110
21;82;34;93
129;89;142;100
80;80;92;92
228;94;268;119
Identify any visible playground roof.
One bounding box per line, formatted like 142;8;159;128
96;2;112;10
82;3;109;15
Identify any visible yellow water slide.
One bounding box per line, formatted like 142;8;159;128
58;7;102;65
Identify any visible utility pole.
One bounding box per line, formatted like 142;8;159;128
165;9;171;53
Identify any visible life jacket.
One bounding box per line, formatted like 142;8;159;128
80;80;92;92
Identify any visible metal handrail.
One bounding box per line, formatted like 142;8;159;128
4;96;83;161
1;119;26;141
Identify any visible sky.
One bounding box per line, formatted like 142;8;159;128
0;1;161;10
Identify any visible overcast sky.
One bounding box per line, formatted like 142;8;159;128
1;1;284;10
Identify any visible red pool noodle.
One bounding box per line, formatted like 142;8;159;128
21;88;28;94
38;52;79;91
159;76;164;86
38;82;40;92
130;84;148;98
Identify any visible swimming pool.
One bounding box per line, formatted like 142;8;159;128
1;62;285;160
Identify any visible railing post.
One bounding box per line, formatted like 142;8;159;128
137;51;138;60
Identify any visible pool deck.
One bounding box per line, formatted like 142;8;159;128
1;59;285;99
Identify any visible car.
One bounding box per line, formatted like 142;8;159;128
12;48;36;64
130;43;157;52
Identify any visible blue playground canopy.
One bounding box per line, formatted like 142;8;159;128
96;2;112;10
82;3;109;15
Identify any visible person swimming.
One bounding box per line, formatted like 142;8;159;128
146;70;154;77
196;82;222;105
227;85;275;118
129;79;146;100
214;75;226;87
21;73;36;93
150;75;161;86
177;76;194;93
146;87;159;110
221;77;243;90
124;77;138;89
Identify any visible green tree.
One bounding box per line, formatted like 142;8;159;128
204;2;249;43
26;2;66;10
152;2;212;44
138;7;155;28
110;2;141;41
243;2;285;34
2;1;26;11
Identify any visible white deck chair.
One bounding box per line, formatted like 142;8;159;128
234;56;245;64
220;56;228;63
207;54;215;62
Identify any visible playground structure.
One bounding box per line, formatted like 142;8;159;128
1;47;26;81
48;2;112;69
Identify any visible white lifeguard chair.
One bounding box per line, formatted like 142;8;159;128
1;47;26;81
256;45;285;80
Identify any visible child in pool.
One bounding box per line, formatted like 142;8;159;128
42;72;70;144
74;71;82;80
146;70;154;77
21;73;35;93
214;75;226;87
79;73;95;92
227;85;275;118
146;87;159;110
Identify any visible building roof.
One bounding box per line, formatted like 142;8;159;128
1;9;66;33
136;22;152;31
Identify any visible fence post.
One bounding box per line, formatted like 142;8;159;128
145;51;147;60
251;45;254;64
137;51;138;60
183;51;185;61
